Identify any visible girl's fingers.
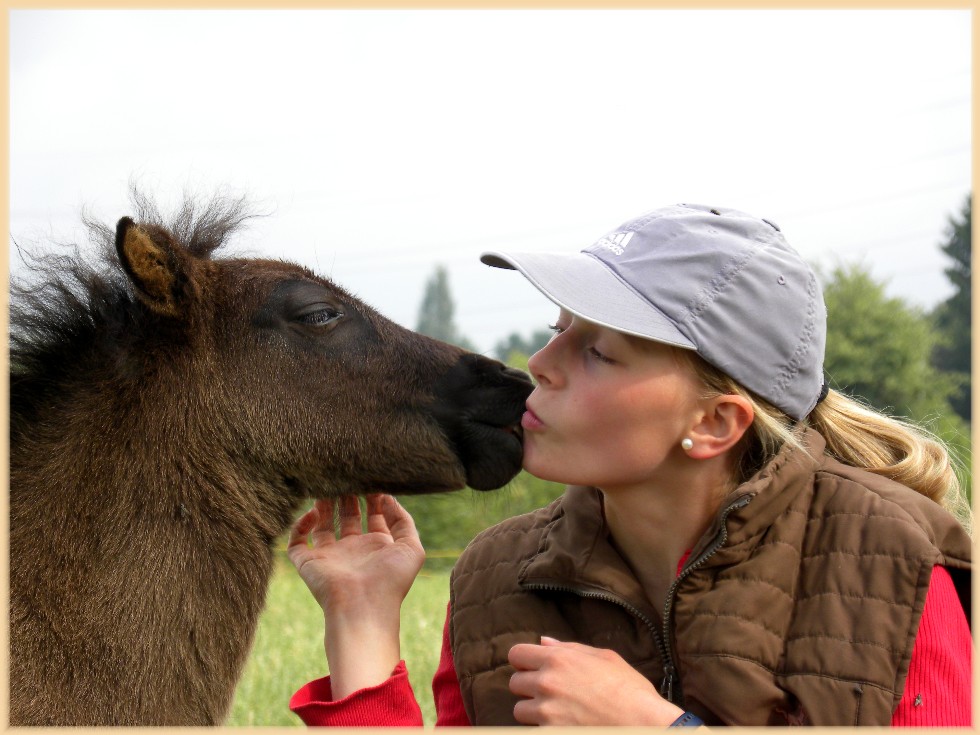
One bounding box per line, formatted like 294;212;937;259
309;498;336;544
289;495;408;550
512;697;541;726
508;642;552;671
539;637;610;659
337;495;363;538
508;670;535;698
381;495;421;544
287;505;320;549
364;493;391;534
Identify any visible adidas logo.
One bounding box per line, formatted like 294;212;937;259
594;230;634;256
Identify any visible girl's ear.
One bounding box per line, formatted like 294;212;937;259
686;395;754;460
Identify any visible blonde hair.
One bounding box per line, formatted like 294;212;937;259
679;351;970;528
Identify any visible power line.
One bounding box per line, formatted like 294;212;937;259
779;179;969;222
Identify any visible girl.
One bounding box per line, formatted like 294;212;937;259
287;204;971;726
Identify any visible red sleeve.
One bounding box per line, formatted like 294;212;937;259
891;565;972;727
289;660;424;726
433;601;472;726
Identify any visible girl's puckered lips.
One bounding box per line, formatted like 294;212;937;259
521;407;545;431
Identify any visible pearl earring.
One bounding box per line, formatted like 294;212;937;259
681;437;694;451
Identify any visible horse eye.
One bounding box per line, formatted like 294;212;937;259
296;307;343;327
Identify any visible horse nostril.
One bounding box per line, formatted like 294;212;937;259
501;365;533;384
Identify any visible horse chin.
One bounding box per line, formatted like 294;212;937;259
461;423;526;492
286;467;467;499
367;478;467;496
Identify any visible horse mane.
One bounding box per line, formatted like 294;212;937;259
9;188;256;427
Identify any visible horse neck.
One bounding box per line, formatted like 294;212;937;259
9;374;297;724
14;348;300;523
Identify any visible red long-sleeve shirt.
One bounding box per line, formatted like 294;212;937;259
290;565;971;727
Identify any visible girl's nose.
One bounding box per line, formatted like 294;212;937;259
528;334;562;388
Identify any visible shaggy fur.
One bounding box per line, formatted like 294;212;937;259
9;191;531;725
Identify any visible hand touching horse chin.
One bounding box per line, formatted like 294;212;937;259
287;494;425;700
507;637;686;726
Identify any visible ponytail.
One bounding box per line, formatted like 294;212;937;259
808;390;970;527
678;350;970;529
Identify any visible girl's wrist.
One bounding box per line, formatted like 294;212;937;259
323;592;403;623
324;604;402;653
317;575;409;618
670;711;705;727
644;695;685;726
324;611;403;700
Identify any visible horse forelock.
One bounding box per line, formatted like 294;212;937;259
9;190;259;417
123;186;257;259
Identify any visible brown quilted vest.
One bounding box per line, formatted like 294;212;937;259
449;429;971;726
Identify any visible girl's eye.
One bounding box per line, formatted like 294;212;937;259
589;346;615;364
297;307;343;327
549;323;614;364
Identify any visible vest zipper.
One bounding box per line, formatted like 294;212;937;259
658;493;754;702
520;580;670;689
522;493;754;705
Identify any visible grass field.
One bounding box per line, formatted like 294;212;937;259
227;551;450;726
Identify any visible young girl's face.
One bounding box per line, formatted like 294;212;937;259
521;310;705;491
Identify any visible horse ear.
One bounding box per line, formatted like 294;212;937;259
115;217;193;318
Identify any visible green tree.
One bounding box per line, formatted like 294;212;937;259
822;263;961;422
931;195;971;422
493;329;552;362
415;265;475;351
823;264;971;502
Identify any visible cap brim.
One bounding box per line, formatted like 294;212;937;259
480;250;695;349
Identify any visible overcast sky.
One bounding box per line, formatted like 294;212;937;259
10;9;971;355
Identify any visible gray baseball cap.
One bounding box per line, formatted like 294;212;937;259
481;203;827;420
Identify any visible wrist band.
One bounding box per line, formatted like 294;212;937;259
670;711;704;727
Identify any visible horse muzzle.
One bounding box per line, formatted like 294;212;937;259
430;355;533;491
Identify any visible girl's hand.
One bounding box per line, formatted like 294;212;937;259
508;637;685;725
287;493;424;698
288;493;425;615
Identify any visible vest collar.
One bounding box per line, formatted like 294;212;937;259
516;429;827;601
711;427;826;553
517;485;661;622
